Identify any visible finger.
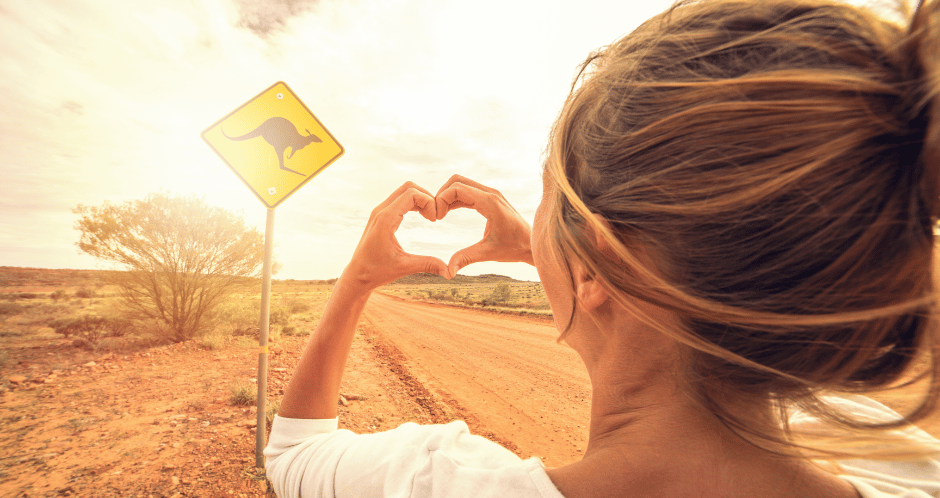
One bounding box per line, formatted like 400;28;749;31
435;175;503;220
378;188;437;230
436;182;496;221
447;241;488;277
372;182;436;221
402;253;451;280
435;174;503;197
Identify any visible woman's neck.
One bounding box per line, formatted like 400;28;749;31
548;307;860;498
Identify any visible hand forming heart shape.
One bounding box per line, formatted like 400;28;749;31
341;175;534;293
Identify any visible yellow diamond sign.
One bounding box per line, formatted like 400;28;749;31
202;81;344;208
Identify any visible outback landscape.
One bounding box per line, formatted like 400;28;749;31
0;266;564;497
2;266;940;498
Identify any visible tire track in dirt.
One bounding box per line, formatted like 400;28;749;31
362;292;591;467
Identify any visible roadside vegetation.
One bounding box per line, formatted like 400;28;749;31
0;267;546;360
380;274;551;317
73;192;272;343
0;267;333;356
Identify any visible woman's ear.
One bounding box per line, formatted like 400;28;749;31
572;213;614;313
573;264;609;313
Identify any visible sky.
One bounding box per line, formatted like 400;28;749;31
0;0;886;281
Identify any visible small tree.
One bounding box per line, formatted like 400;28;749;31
73;192;267;342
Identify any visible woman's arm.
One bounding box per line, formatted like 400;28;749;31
276;176;533;420
274;279;371;420
277;182;448;419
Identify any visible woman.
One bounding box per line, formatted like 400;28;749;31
266;0;940;496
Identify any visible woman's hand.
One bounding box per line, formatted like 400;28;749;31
341;182;450;293
435;175;534;277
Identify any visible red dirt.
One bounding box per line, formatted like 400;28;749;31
363;292;590;468
0;300;462;497
3;285;939;497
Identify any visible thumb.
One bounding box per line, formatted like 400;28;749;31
447;241;487;278
404;254;451;280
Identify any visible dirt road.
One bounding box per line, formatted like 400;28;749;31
362;293;591;467
363;292;940;469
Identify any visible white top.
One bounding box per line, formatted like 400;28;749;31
265;396;940;498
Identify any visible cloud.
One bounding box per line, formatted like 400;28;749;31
233;0;320;37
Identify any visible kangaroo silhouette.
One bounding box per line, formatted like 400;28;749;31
222;117;322;176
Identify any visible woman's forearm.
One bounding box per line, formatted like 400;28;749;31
274;178;531;420
276;276;372;420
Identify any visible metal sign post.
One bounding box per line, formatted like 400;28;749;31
255;207;275;466
202;81;344;467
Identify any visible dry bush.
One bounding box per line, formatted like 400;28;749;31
216;299;291;336
229;381;256;406
286;299;311;315
0;302;23;316
74;192;268;342
74;288;96;299
49;315;132;349
197;331;226;351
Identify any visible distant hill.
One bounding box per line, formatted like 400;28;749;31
0;267;533;290
388;273;529;285
0;266;115;290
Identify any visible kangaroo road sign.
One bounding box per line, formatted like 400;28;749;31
202;81;344;208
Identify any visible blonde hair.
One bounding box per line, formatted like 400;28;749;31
546;0;940;458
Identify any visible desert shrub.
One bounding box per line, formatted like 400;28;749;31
230;381;256;406
23;302;70;315
282;325;300;336
0;302;23;316
488;283;513;304
449;288;459;297
74;193;266;343
50;290;68;302
74;288;96;299
50;315;130;348
288;300;311;315
16;292;38;300
426;289;456;301
269;306;290;327
105;317;132;337
284;324;314;337
198;332;225;351
217;299;292;336
217;300;258;336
